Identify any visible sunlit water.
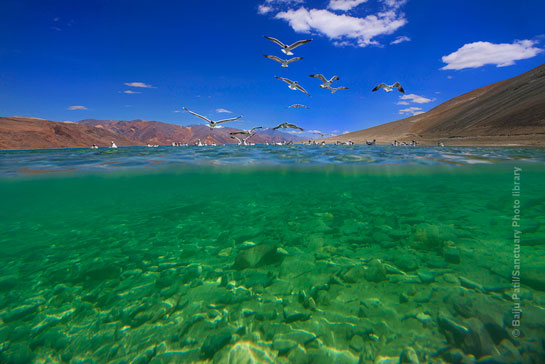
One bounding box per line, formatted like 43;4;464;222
0;145;544;363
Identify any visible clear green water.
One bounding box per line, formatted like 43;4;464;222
1;162;544;363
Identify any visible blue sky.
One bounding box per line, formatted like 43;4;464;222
1;0;544;137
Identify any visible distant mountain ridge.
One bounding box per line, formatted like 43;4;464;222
324;63;545;146
0;116;302;150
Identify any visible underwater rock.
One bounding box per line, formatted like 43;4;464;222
349;335;364;352
217;340;277;363
399;347;419;364
1;303;40;323
393;253;419;272
412;223;456;251
0;343;34;364
417;270;436;284
272;338;297;356
524;263;545;291
443;241;461;264
283;308;311;323
200;328;232;359
364;259;386;283
241;270;275;288
180;263;203;284
232;244;285;270
342;266;365;283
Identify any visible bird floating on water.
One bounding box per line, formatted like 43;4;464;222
275;76;310;96
273;122;303;131
182;107;242;129
372;82;405;94
310;74;340;89
264;36;312;55
263;55;303;68
110;141;117;149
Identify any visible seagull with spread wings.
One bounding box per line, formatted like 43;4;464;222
309;74;340;89
264;36;312;55
372;82;405;94
325;86;349;94
273;122;304;131
275;76;310;96
182;107;242;129
287;104;309;109
229;126;263;136
263;55;303;68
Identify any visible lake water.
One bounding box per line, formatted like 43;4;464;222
1;145;544;363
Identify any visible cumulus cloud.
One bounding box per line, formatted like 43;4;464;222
328;0;368;11
399;106;424;116
124;82;155;88
216;108;232;113
400;93;432;104
275;7;407;47
67;105;87;110
396;100;409;105
441;40;543;70
121;90;140;94
390;35;410;44
258;5;273;14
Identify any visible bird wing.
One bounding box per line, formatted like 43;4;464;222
264;55;284;64
286;57;303;64
286;123;304;131
393;82;405;93
216;115;242;124
295;83;310;96
264;36;286;48
272;123;285;130
250;126;263;133
182;107;211;123
230;131;247;135
288;39;312;50
275;76;293;85
329;75;340;83
310;74;327;83
372;83;386;92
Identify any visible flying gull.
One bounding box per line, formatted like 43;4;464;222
372;82;405;94
325;86;348;94
263;55;303;68
229;126;263;136
182;107;242;129
275;76;310;96
287;104;309;109
309;74;340;89
264;36;312;55
273;122;303;131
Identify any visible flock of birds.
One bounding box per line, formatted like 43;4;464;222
178;35;406;146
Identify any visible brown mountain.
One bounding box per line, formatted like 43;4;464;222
0;116;143;150
324;63;545;146
77;119;302;145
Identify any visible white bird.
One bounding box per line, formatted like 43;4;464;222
273;122;303;131
325;85;349;94
182;107;242;129
287;104;309;109
110;141;117;149
264;36;312;55
263;55;303;68
309;74;340;89
230;126;263;136
275;76;310;96
372;82;405;93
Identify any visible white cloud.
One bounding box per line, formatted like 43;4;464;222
399;106;424;115
124;82;155;88
274;7;407;47
441;40;543;70
173;110;181;113
258;5;273;14
328;0;368;11
342;130;350;134
67;105;87;110
382;0;406;9
121;90;140;94
390;35;410;44
216;108;232;113
396;100;409;105
400;93;432;104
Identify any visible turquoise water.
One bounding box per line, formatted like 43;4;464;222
0;146;544;363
